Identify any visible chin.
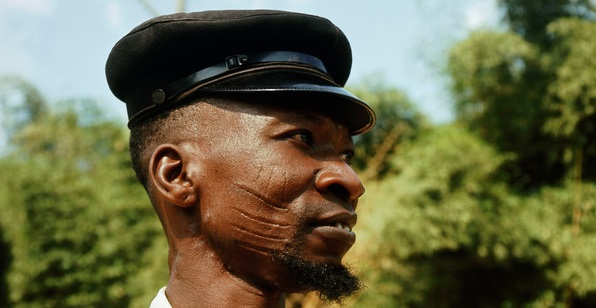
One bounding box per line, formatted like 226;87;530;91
271;251;362;303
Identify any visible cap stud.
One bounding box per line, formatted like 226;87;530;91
152;89;166;104
225;54;248;69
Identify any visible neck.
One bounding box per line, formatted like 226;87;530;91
164;238;286;308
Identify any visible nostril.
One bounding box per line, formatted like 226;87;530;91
327;183;351;201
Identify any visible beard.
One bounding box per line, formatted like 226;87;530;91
272;251;363;303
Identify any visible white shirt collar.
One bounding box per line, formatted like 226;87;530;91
149;287;172;308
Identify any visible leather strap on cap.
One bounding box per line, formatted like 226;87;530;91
153;51;328;105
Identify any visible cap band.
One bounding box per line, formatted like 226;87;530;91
155;51;328;105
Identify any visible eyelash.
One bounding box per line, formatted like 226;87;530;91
289;131;314;147
287;130;355;165
340;152;354;165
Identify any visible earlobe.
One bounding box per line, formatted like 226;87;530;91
149;144;197;208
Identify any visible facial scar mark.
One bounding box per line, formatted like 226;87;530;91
233;183;288;211
231;206;290;227
231;223;288;242
234;241;276;256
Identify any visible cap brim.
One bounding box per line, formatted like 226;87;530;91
198;69;376;135
203;85;375;136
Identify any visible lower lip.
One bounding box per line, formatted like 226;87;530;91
307;226;356;262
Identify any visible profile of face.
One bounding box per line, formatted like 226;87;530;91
187;99;365;300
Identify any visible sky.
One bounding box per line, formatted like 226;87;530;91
0;0;502;125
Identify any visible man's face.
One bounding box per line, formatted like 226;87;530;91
187;99;364;298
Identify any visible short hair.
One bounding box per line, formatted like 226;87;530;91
129;94;219;188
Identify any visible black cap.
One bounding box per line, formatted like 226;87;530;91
105;10;376;135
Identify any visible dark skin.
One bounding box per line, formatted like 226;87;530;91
146;100;365;307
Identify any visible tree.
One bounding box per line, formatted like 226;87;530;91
351;125;508;307
350;125;596;307
0;76;48;152
498;0;596;47
0;226;10;307
448;0;596;189
348;76;428;180
0;86;167;306
348;1;596;306
543;18;596;182
447;30;562;188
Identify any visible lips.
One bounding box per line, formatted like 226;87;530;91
306;211;357;263
312;224;356;245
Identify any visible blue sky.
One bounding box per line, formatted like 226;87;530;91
0;0;501;125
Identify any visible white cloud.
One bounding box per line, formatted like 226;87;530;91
106;0;124;30
1;0;56;15
464;0;499;30
0;2;36;79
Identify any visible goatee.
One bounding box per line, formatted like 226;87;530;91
273;251;363;303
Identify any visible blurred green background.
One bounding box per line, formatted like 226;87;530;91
1;0;595;307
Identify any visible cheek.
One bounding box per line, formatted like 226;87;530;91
223;184;297;254
200;164;303;255
243;150;313;204
199;137;315;257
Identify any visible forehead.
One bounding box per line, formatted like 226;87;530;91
206;94;352;132
242;110;350;140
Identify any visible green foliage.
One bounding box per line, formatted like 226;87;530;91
448;30;562;188
448;13;596;187
0;99;167;307
352;125;507;306
447;29;545;152
544;18;596;138
0;225;10;307
498;0;596;46
350;5;596;304
0;77;48;153
352;125;596;307
348;76;428;179
542;19;596;184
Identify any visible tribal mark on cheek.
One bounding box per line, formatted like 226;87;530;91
230;183;296;255
251;163;293;203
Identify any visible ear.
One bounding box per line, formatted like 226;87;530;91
148;144;198;208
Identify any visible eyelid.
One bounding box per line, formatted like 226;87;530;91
340;151;355;165
287;130;314;147
277;128;355;163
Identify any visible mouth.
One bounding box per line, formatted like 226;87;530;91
311;222;356;243
334;222;353;232
305;211;358;263
314;211;357;233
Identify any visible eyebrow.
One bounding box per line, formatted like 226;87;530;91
276;113;329;126
272;112;355;144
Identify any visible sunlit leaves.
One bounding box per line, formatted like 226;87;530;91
0;99;165;307
353;124;596;306
348;75;428;179
544;18;596;139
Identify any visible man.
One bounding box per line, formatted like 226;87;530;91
106;10;376;307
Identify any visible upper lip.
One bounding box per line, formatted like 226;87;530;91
314;210;357;231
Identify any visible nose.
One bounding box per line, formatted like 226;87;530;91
315;162;365;203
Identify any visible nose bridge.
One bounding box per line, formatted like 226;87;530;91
315;160;365;201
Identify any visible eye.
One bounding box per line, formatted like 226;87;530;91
340;151;354;165
288;131;314;147
289;131;314;147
